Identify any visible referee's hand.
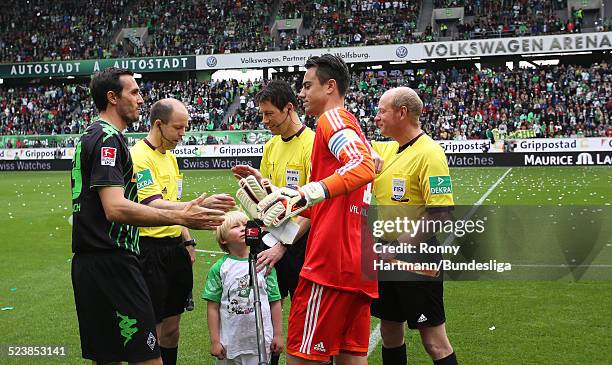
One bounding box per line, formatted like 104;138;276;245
181;195;225;230
256;242;287;276
201;193;235;212
372;150;384;173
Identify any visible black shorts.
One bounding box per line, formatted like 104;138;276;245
71;250;160;363
273;229;307;298
371;280;446;329
139;236;193;323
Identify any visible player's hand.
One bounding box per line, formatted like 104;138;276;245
231;164;263;182
258;182;326;227
202;193;235;212
372;149;384;174
236;175;276;218
210;341;226;360
186;244;196;264
181;195;225;230
270;334;284;354
256;242;288;275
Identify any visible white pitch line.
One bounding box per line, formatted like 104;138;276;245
442;167;512;246
475;167;513;207
367;322;381;356
195;248;225;254
368;168;513;357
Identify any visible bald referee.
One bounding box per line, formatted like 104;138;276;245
371;87;458;365
131;98;235;365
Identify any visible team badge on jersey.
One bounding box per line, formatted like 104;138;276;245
101;147;116;166
391;177;407;201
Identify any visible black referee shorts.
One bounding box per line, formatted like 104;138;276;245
71;250;160;363
139;236;193;323
371;280;446;329
274;229;307;299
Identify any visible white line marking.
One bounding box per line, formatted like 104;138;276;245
443;168;512;246
195;249;225;254
367;322;381;356
475;168;512;207
368;168;513;357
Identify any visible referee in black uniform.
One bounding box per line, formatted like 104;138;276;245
70;68;224;365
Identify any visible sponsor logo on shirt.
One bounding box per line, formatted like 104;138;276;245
101;147;116;166
429;176;453;195
136;169;155;190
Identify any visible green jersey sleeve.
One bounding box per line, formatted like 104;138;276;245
202;257;225;302
265;268;281;302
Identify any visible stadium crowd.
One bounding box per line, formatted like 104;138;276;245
277;0;423;50
0;0;125;63
121;0;275;56
0;79;255;137
340;63;612;141
2;0;610;62
453;0;594;40
2;62;610;145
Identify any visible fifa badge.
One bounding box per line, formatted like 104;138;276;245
392;178;406;201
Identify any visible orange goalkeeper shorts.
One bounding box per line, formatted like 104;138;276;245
286;278;371;362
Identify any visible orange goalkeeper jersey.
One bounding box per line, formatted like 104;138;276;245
301;107;377;298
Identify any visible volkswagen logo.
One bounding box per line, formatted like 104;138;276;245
396;46;408;58
206;56;218;67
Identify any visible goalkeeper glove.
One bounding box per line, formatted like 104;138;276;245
236;175;300;244
258;182;327;227
236;175;275;218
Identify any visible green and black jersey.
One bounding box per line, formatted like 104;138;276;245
71;119;140;254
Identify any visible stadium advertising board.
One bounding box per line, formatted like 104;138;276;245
171;144;264;158
0;144;264;160
434;137;612;154
0;130;270;150
178;156;262;170
0;159;71;171
447;151;612;167
2;152;609;171
196;32;612;70
0;56;196;78
2;139;610;169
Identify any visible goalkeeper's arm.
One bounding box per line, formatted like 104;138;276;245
319;127;375;198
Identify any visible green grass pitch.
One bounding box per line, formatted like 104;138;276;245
0;166;610;364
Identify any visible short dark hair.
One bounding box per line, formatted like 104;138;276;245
256;80;298;111
90;67;134;111
149;99;175;125
304;54;350;96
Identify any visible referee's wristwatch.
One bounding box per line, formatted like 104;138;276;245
183;239;197;247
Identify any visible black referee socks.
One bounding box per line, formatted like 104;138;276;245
382;343;407;365
160;346;178;365
434;352;458;365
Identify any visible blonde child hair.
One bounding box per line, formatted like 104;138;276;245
215;210;249;253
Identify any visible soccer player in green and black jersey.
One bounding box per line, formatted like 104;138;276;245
71;68;224;365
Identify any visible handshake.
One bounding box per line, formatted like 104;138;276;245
232;165;327;245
